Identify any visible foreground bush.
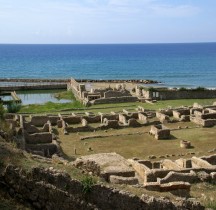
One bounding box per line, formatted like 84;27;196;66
7;102;22;113
0;103;5;119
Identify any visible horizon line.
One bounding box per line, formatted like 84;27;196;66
0;41;216;45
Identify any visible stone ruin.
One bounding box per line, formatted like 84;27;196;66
4;114;59;157
154;102;216;127
172;108;190;122
190;102;216;127
67;77;139;105
73;152;216;195
180;140;191;149
52;108;153;134
128;154;216;192
74;153;138;185
149;124;171;140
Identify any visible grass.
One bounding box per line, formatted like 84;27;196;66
191;183;216;209
19;98;216;114
58;121;216;160
54;91;76;100
19;101;84;113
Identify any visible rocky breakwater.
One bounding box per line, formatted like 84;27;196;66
76;79;160;84
0;164;204;210
0;78;68;83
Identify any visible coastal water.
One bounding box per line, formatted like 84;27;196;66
0;43;216;88
1;91;72;105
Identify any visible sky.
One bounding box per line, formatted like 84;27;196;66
0;0;216;44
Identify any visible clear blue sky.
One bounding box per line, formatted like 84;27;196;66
0;0;216;44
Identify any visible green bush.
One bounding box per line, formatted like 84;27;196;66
7;102;22;113
193;86;206;91
0;103;5;119
81;176;95;194
179;87;187;91
148;87;157;92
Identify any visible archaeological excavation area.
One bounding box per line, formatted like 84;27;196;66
3;100;216;198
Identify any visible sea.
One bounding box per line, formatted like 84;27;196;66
0;43;216;88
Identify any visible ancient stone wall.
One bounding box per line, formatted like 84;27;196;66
104;90;131;98
100;113;119;123
30;116;50;127
101;118;120;129
24;132;53;144
156;112;170;123
0;165;204;210
146;89;216;100
128;118;141;127
61;116;82;124
149;124;171;140
82;115;101;123
92;96;138;105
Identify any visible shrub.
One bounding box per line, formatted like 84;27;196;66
0;103;5;119
179;87;187;91
193;86;206;91
81;176;95;194
7;102;22;113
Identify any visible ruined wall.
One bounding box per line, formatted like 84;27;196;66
30;116;50;127
24;132;53;144
146;90;216;100
100;113;119;122
104;90;131;98
82;115;101;123
62;116;82;124
0;165;204;210
92;96;138;105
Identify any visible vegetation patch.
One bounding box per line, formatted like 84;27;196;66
19;101;84;113
81;175;96;194
7;102;22;113
54;91;76;100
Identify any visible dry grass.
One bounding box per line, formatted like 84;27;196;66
58;121;216;160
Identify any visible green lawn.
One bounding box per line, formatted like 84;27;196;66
19;97;216;114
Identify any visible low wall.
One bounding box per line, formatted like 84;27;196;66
31;116;50;127
24;132;53;144
62;116;82;124
104;90;131;98
26;143;57;156
93;96;138;105
147;90;216;100
82;115;101;123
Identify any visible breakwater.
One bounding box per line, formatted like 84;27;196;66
0;79;68;91
0;78;159;91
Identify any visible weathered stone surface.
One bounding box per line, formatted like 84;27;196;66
109;175;138;185
197;171;211;182
159;171;197;184
160;182;191;192
210;172;216;183
149;124;171;140
74;153;135;181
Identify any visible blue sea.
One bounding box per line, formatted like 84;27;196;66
0;43;216;88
